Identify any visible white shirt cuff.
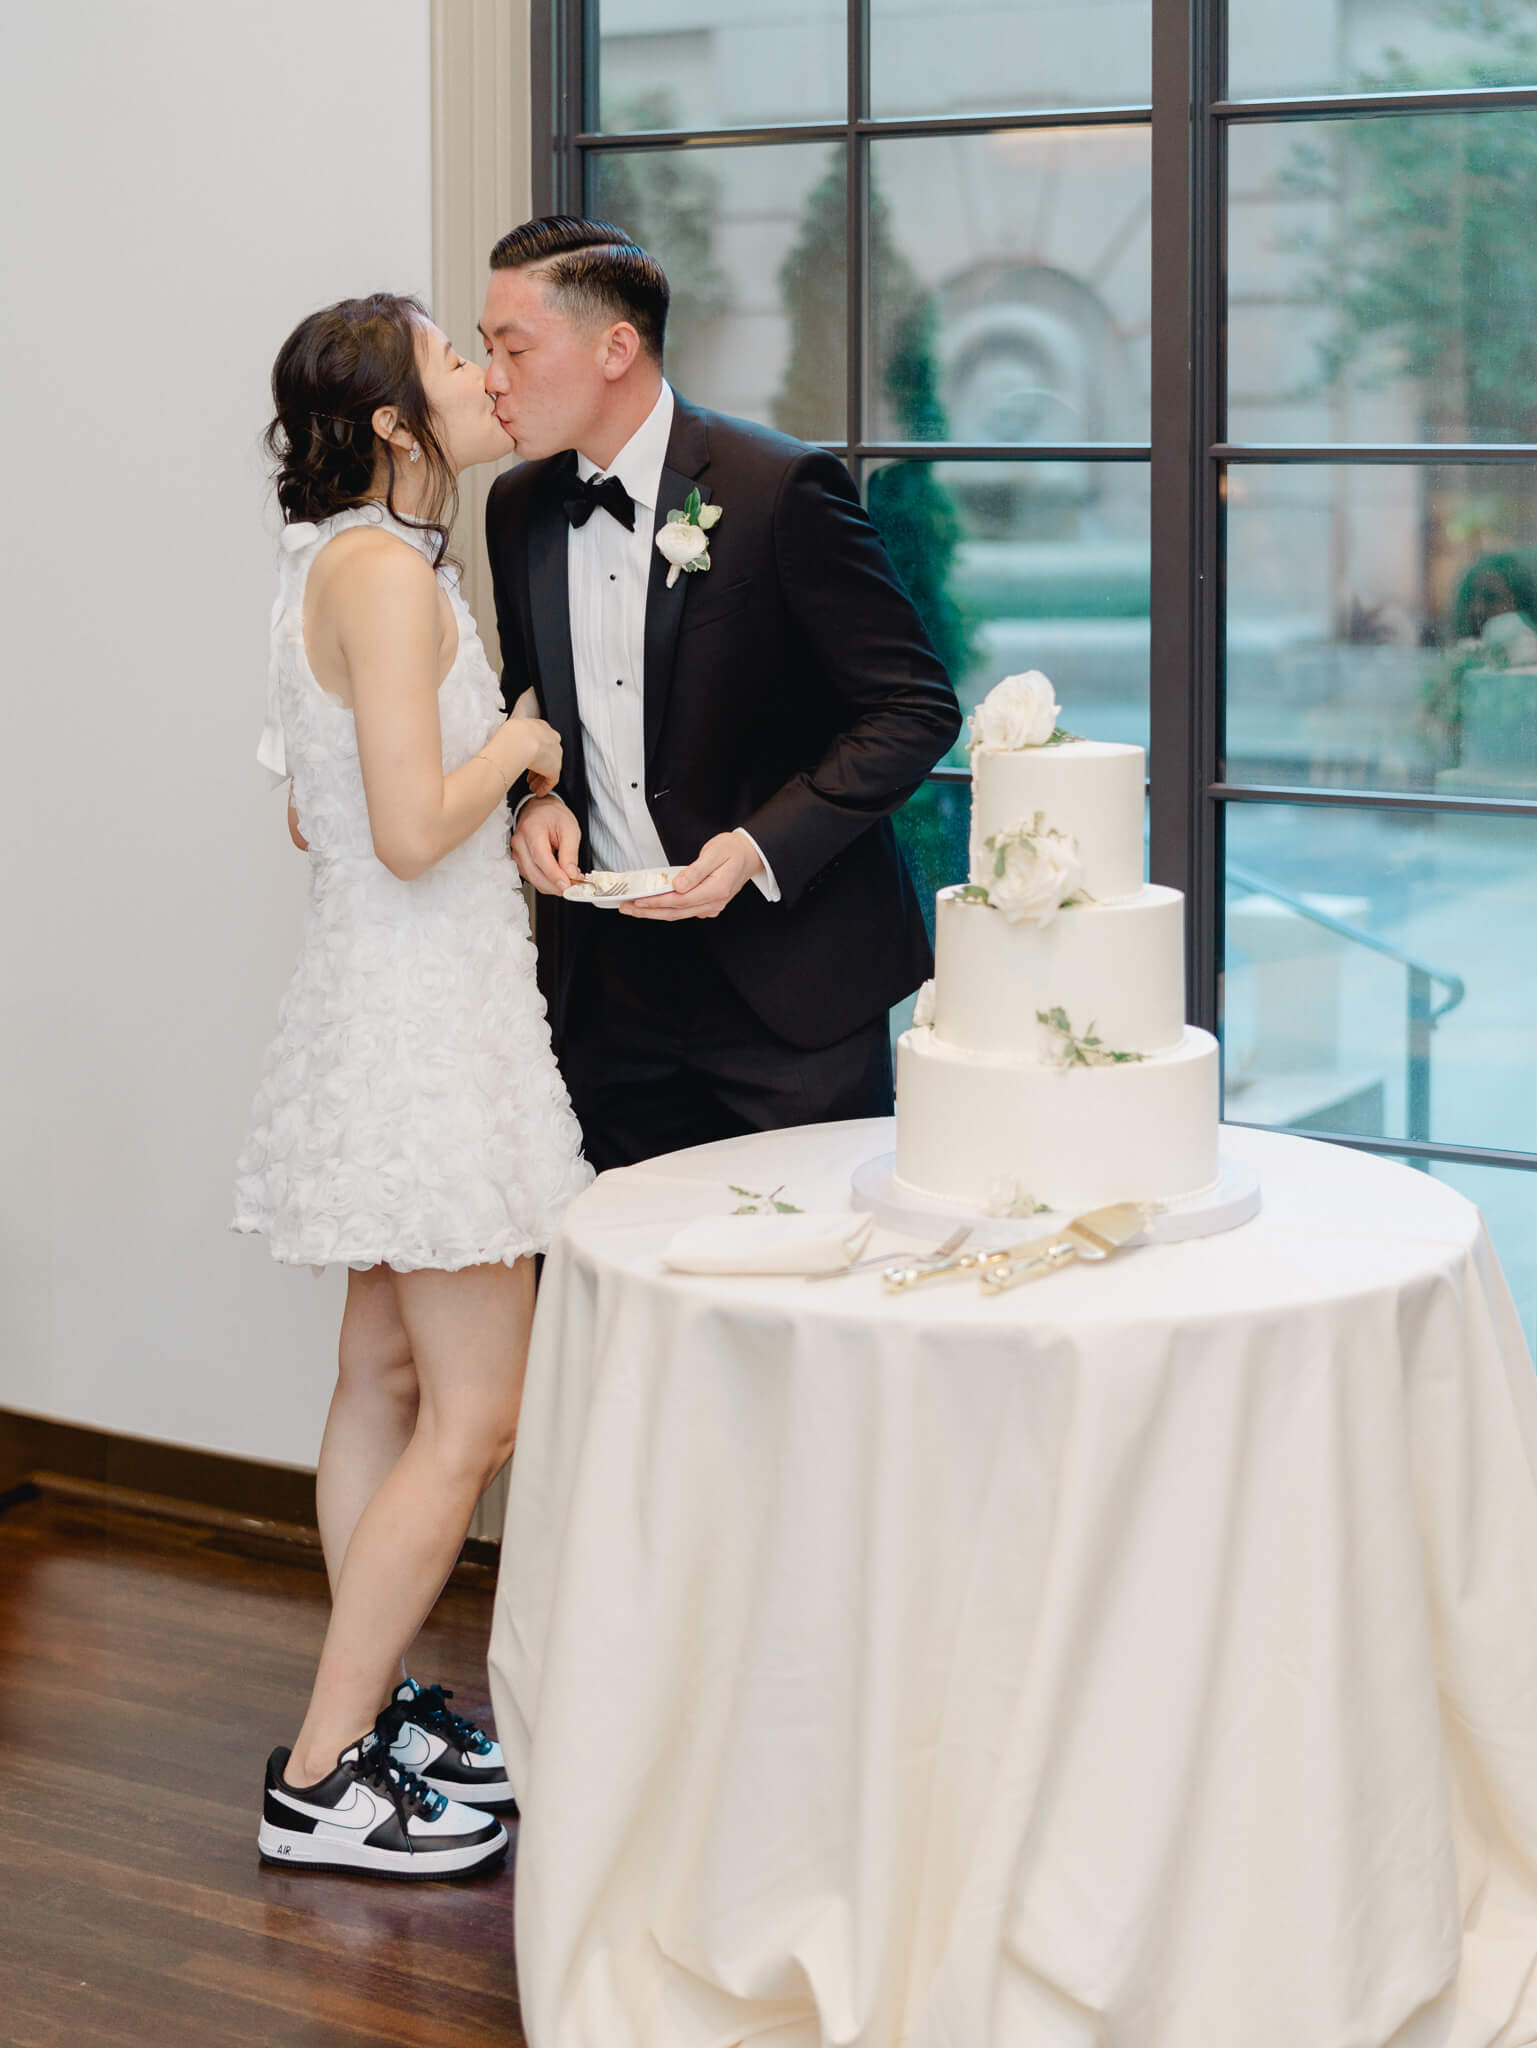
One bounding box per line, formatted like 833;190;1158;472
735;829;781;903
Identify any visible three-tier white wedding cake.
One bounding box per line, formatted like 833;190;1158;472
894;672;1221;1217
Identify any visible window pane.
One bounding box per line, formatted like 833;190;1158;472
1228;114;1537;447
871;0;1150;118
868;129;1151;445
589;143;845;437
1228;0;1537;104
895;777;971;943
1222;803;1537;1157
1225;464;1537;798
867;460;1150;767
594;1;845;133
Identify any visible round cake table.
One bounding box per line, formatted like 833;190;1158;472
489;1118;1537;2048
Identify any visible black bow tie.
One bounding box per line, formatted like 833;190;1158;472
562;471;636;532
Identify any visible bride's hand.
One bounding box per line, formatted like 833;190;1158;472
515;717;563;795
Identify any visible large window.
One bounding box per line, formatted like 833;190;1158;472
537;0;1537;1343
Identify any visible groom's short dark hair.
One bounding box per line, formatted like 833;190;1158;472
490;216;670;362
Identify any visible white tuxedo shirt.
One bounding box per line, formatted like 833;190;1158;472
563;381;778;899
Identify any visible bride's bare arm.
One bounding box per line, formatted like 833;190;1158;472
318;537;559;881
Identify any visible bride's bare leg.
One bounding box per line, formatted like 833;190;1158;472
314;1266;418;1597
287;1257;534;1785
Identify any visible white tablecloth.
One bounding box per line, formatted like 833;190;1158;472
489;1119;1537;2048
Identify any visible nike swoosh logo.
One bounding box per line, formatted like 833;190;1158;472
270;1782;387;1835
391;1727;435;1769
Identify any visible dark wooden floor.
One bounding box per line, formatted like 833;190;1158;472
0;1486;527;2047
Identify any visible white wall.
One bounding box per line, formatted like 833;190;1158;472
1;0;432;1466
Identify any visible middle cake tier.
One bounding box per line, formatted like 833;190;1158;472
931;882;1187;1058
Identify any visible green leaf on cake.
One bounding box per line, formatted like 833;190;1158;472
1035;1007;1145;1067
728;1182;803;1214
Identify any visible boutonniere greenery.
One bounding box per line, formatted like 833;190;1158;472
656;487;723;588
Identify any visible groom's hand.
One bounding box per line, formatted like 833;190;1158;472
622;831;763;921
510;794;583;895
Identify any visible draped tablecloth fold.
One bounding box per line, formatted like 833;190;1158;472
491;1118;1537;2048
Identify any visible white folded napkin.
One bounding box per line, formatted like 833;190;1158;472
661;1211;874;1276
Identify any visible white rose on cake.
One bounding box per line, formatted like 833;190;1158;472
984;817;1085;928
913;978;936;1028
968;670;1060;751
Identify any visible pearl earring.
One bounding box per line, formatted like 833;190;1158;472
408;441;421;464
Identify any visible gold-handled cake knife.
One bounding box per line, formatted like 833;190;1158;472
881;1202;1156;1295
979;1202;1155;1294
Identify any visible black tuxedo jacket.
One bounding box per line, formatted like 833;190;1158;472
484;392;962;1052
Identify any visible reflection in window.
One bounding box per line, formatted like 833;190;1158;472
1223;803;1535;1159
595;2;846;133
1225;466;1537;797
869;461;1150;763
588;143;845;437
1228;0;1537;107
871;130;1152;445
1229;113;1537;447
871;0;1150;119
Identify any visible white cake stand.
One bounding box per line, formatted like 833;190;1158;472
850;1149;1262;1251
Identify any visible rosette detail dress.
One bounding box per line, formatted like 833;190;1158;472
232;505;592;1272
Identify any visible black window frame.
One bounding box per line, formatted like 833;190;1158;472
534;0;1537;1186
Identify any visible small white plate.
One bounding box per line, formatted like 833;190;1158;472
563;869;679;907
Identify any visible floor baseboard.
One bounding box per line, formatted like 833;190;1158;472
0;1407;319;1525
0;1410;500;1579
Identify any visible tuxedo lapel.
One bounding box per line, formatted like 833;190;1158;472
525;454;587;822
643;399;711;775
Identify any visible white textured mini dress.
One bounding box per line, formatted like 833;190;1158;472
232;505;592;1272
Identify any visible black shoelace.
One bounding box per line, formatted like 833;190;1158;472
356;1726;447;1821
414;1684;493;1757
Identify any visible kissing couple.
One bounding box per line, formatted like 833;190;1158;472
232;216;961;1878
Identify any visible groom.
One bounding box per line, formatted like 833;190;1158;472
480;216;961;1173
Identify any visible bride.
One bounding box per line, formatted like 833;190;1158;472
232;291;591;1879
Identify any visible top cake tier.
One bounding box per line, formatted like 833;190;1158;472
969;739;1145;902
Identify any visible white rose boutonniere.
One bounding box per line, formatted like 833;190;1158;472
968;670;1062;751
656;487;723;589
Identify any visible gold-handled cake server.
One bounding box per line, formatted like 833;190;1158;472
881;1202;1157;1296
978;1202;1156;1294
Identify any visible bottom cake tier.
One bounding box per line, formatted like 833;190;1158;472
894;1023;1221;1214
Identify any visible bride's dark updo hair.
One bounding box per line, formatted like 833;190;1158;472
264;293;456;566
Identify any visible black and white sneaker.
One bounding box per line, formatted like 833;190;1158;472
385;1678;517;1811
258;1721;508;1879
